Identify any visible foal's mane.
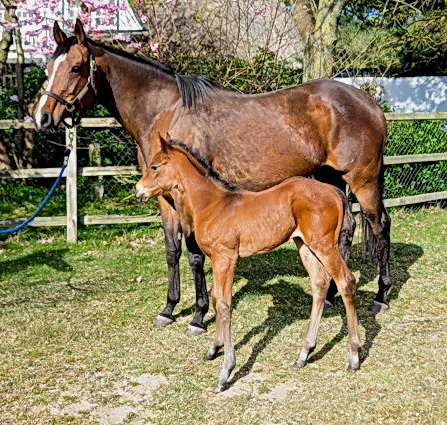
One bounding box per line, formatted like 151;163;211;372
54;36;224;109
169;140;237;192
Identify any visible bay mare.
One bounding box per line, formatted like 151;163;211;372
135;135;361;392
33;20;391;335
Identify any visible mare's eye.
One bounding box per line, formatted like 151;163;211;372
151;165;158;171
71;65;80;73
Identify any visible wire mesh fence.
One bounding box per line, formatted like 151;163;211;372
0;125;158;220
383;119;447;199
0;115;446;228
75;126;145;216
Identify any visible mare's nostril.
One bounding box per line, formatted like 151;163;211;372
40;112;53;129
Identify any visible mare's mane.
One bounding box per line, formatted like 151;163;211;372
53;36;223;109
169;140;237;192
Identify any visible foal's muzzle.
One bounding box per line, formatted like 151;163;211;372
134;183;149;202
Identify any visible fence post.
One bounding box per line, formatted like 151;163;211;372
66;126;77;243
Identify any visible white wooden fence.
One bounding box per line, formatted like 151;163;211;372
1;112;447;242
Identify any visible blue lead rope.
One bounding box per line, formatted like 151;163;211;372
0;149;71;235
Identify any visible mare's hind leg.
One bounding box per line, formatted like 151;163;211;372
313;166;355;307
293;239;331;369
154;197;183;328
185;233;209;336
345;177;391;313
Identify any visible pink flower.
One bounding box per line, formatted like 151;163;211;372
254;7;268;16
130;41;142;49
114;34;131;42
150;42;159;55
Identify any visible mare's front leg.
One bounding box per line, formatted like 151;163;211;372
204;253;237;393
185;233;209;336
154;196;182;328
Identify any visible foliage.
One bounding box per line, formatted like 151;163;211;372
173;48;301;94
338;0;447;76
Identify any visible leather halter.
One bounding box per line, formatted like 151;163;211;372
43;54;97;127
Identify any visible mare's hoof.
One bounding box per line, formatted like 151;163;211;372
153;315;174;328
185;324;206;337
293;360;307;369
369;300;389;314
214;383;226;393
324;300;334;309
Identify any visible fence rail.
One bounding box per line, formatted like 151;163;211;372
1;112;446;242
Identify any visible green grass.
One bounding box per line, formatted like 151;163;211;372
1;208;446;424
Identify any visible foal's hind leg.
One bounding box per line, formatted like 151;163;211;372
314;247;361;371
293;239;331;369
345;177;391;313
313;166;355;307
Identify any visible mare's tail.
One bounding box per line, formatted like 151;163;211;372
334;187;356;262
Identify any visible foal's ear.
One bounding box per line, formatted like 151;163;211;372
159;133;172;153
74;18;87;46
53;22;67;46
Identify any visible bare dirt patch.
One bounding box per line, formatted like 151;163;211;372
47;373;167;424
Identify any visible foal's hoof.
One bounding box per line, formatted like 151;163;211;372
293;359;307;369
185;324;206;337
153;315;175;328
204;348;220;361
214;383;226;393
347;364;360;373
369;300;389;314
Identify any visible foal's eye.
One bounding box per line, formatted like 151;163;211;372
150;165;158;171
71;65;81;73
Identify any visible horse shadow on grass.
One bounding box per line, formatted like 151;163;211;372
0;248;73;306
198;241;423;387
0;248;73;279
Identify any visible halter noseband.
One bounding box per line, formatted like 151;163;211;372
43;54;97;127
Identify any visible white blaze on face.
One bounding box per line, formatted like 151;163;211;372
35;54;67;129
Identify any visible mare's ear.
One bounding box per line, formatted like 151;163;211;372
74;18;87;46
53;22;67;46
159;133;172;154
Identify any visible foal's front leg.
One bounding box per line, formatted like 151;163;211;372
205;253;237;393
154;196;182;328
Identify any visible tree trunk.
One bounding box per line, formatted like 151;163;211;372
0;0;15;75
293;0;346;82
14;24;34;169
0;0;18;169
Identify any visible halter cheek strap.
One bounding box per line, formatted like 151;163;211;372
43;54;97;127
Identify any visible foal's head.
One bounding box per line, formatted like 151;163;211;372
33;19;96;130
135;135;181;202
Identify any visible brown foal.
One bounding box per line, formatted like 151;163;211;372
135;135;361;392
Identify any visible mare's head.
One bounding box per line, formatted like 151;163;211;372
135;135;180;202
33;19;96;130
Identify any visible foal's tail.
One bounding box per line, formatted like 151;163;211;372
334;187;356;262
